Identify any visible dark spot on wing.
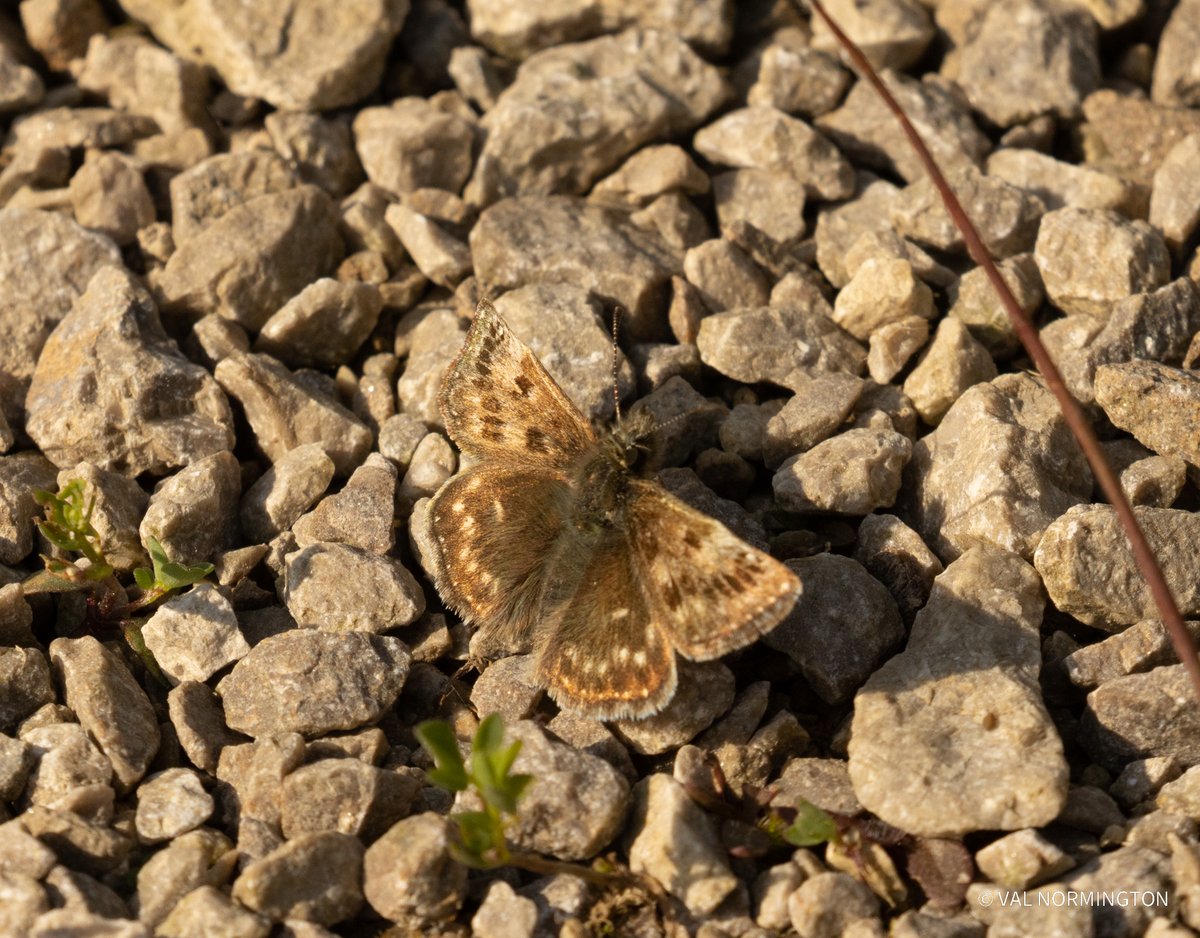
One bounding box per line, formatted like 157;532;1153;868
515;374;534;396
664;582;683;611
483;415;504;430
683;530;703;550
722;573;743;594
526;427;549;453
475;361;492;378
482;396;502;414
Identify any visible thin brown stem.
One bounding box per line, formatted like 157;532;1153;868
806;0;1200;701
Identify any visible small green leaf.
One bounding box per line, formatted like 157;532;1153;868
141;536;213;592
21;568;86;595
415;720;468;792
492;739;523;779
454;809;498;861
781;800;839;847
474;712;506;754
133;567;154;591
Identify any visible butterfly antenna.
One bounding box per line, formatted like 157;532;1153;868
611;307;623;423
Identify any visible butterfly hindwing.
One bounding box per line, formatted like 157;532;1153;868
534;526;678;721
440;299;597;468
626;480;802;660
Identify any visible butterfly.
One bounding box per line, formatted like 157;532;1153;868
427;299;802;720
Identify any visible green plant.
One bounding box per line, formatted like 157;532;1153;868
415;713;533;868
24;480;214;680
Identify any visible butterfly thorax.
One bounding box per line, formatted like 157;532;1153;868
570;410;657;530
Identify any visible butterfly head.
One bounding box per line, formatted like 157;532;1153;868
604;408;658;474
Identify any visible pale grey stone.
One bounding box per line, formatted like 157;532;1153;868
293;453;398;554
24;267;234;477
141;585;249;686
811;0;933;70
1152;0;1200;107
611;661;735;756
0;454;57;567
697;305;865;392
1063;619;1200;687
867;316;930;385
902;374;1091;562
116;0;406;110
133;828;237;928
282;542;424;633
592;144;709;206
817;71;989;184
832;257;934;342
976;829;1076;890
240;443;335;542
466;29;727;206
903;318;998;427
788;872;880;938
362;813;466;923
987;147;1141;215
470;196;678;343
770;552;904;703
135;768;213;843
773;428;911;515
694;106;854;202
955;0;1098;127
471;881;538;938
280;759;419;843
1084;665;1200;768
255;279;382;368
156;885;270;938
139;450;241;565
215;353;372;477
353;97;475;196
1035;505;1200;631
218;631;410;738
848;548;1068;837
628;773;740;916
1034;207;1171;318
48;637;159;792
1095;361;1200;468
231;831;363;926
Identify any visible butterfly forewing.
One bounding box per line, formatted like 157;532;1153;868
534;527;678;721
428;464;574;655
627;480;802;660
440;299;597;468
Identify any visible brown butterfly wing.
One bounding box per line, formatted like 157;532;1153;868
440;299;597;468
428;464;574;655
626;480;802;660
533;526;678;721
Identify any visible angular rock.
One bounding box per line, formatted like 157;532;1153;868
849;548;1068;836
141;585;250;686
167;682;247;775
133;828;236;928
282;542;425;633
987;147;1141;215
218;631;410;737
116;0;407;110
292;454;397;554
384;203;473;288
214;353;372;477
610;661;735;756
231;831;363;926
955;0;1099;127
1063;619;1200;688
762;374;864;468
773;428;912;515
135;768;214;843
711;168;807;246
25;267;234;476
154;186;344;330
1080;89;1200;188
832;257;934;342
867;316;929;384
169;151;302;246
627;773;740;917
68;151;155;246
462;720;628;861
255;279;382;369
0;454;58;566
1095;361;1200;468
157;885;269;938
903;317;998;426
471;196;679;342
817;71;989;183
362;813;466;923
891;166;1045;259
491;283;635;423
353;97;475;196
788;872;880;938
697;305;865;391
745;40;850;119
280;759;419;842
694;106;854;202
1152;0;1200;107
765;553;903;703
592;144;710;206
948;253;1043;359
48;637;159;792
240;444;335;542
902;374;1092;562
139;450;241;565
810;0;934;71
1034;207;1170;318
1035;505;1200;631
466;29;727;205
